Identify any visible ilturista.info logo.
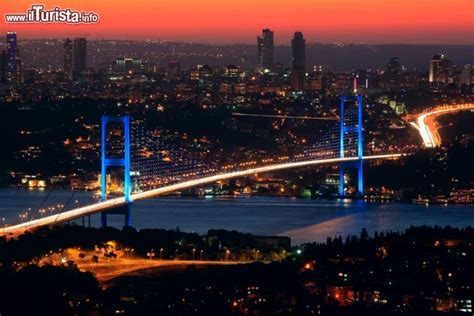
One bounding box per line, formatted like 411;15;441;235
5;4;100;24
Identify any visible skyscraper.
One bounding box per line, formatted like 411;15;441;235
257;29;273;71
387;57;400;71
385;57;401;86
429;54;453;84
460;64;472;86
0;49;6;84
166;60;181;80
5;32;22;85
64;38;73;81
73;38;87;76
290;31;306;91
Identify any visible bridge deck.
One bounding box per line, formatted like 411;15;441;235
1;154;402;236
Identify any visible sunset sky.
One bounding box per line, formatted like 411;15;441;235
1;0;473;44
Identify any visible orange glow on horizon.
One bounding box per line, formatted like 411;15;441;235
1;0;473;44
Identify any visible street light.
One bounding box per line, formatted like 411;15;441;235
147;249;155;260
192;248;196;260
254;249;260;261
280;249;286;262
159;248;163;260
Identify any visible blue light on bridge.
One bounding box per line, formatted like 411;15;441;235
339;95;363;196
101;115;132;227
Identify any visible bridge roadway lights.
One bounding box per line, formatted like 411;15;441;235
339;94;364;197
100;115;133;228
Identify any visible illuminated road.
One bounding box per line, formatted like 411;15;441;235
43;248;244;284
408;103;474;148
1;154;402;236
92;259;242;283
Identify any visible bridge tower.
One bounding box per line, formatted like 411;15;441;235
100;115;132;227
339;95;363;197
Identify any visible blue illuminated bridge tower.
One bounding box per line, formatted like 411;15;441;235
339;94;363;196
100;115;132;227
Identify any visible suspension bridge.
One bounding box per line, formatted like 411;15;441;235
2;95;403;236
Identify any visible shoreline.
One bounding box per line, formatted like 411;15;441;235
1;186;472;206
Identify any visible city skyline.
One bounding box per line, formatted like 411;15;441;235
0;1;473;315
0;0;473;44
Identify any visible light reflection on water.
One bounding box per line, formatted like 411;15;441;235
1;188;473;244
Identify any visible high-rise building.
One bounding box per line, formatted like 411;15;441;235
5;32;22;85
385;57;401;86
115;57;142;73
387;57;400;69
0;49;6;84
73;37;87;76
429;54;453;84
257;28;273;71
353;69;368;91
64;38;73;80
166;60;181;80
6;32;17;77
460;64;472;86
291;32;305;70
290;31;306;91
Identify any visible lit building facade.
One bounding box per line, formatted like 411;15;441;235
5;32;22;85
257;28;274;71
385;57;401;86
115;57;142;73
429;54;454;84
64;38;73;81
460;64;472;86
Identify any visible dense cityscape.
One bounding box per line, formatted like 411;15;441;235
0;19;473;316
0;31;473;201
